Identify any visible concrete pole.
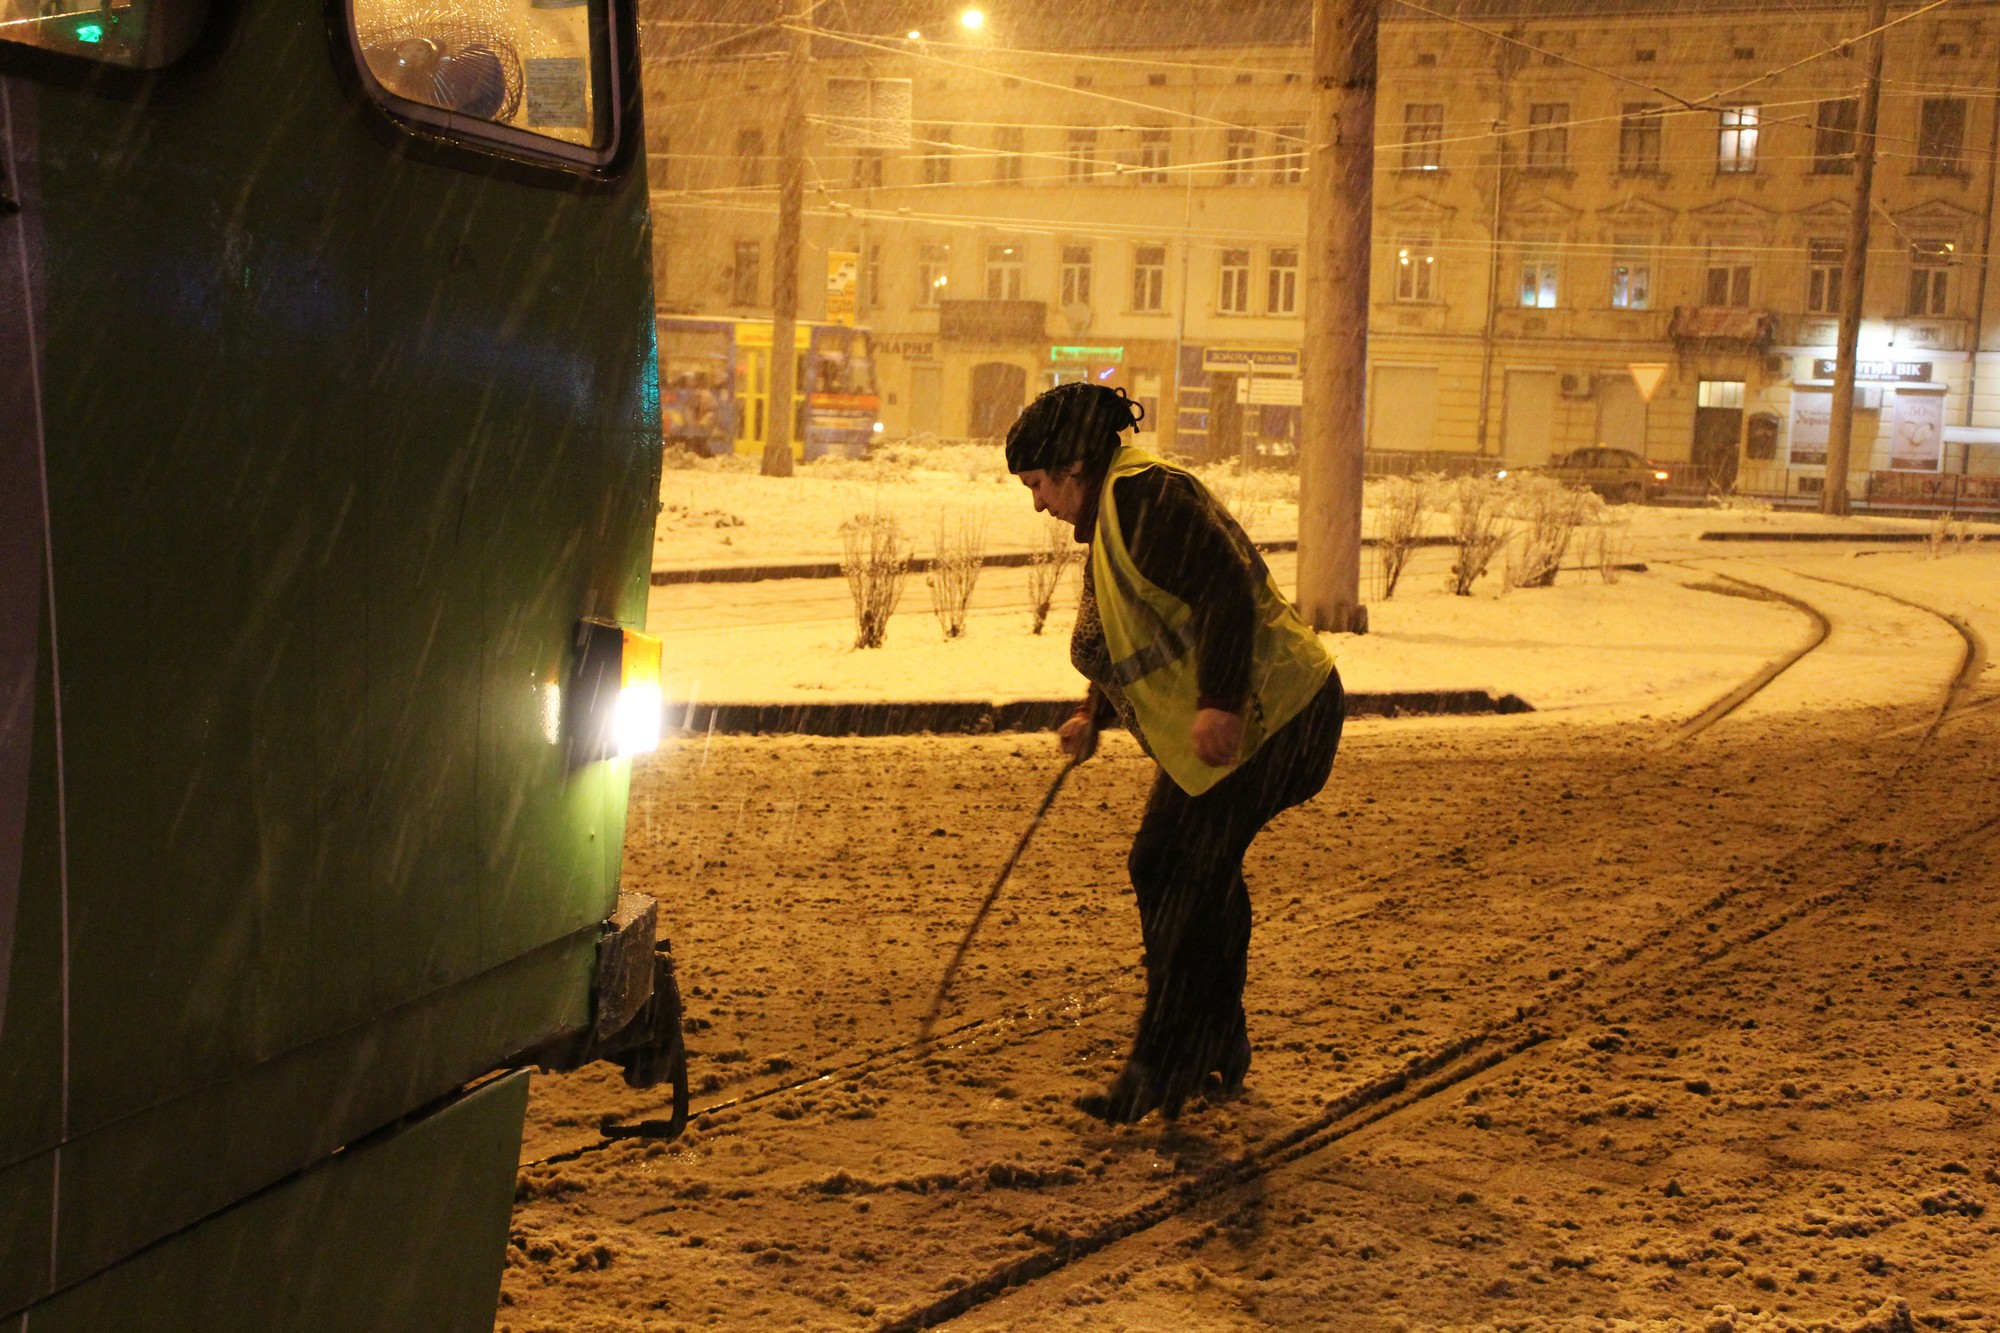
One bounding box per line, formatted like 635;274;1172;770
1822;0;1889;515
1296;0;1375;633
761;0;811;478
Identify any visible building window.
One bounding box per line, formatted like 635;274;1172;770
920;125;953;185
1526;102;1568;171
1519;239;1558;308
1717;105;1759;173
1137;128;1170;185
864;243;882;309
1224;128;1257;183
1060;245;1093;307
985;242;1025;300
994;126;1024;185
1132;244;1166;311
1618;103;1662;174
736;127;765;188
1916;98;1967;175
1402;103;1444;172
917;242;949;307
1268;246;1299;314
1704;241;1753;307
1218;248;1252;314
732;239;760;305
1812;98;1857;174
1611;237;1651;309
1065;128;1099;183
851;148;883;189
1907;239;1955;315
1396;236;1436;302
1274;124;1305;183
1807;238;1845;314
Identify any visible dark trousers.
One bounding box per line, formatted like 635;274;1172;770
1125;668;1345;1079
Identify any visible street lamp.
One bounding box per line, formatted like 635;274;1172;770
959;7;985;31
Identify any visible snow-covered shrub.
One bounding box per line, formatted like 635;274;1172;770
1445;477;1507;596
926;510;988;639
1504;477;1599;589
839;509;910;649
1578;511;1633;584
1371;474;1430;599
1926;511;1967;556
1026;515;1082;635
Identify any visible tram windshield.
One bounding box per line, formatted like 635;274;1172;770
810;327;878;398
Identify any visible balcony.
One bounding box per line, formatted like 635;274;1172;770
1670;305;1777;349
938;299;1047;344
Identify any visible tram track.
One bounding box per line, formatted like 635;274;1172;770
524;563;1942;1179
861;566;1994;1330
516;557;1993;1329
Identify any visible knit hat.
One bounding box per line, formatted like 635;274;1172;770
1003;382;1146;475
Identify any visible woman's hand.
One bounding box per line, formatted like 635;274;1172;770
1057;713;1099;763
1192;708;1243;767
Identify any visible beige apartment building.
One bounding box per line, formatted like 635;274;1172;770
644;0;2000;501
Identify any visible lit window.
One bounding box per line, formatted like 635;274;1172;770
1611;236;1651;310
1717;105;1759;173
1396;236;1437;303
1519;240;1558;308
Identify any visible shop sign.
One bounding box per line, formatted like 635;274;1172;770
1244;377;1304;406
1810;358;1932;383
1788;391;1831;467
1888;391;1944;472
876;338;937;360
1050;345;1123;364
826;252;859;328
1202;346;1300;374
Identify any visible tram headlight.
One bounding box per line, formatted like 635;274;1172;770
568;620;664;763
872;421;884;434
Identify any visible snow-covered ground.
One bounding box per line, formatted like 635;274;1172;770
497;453;2000;1333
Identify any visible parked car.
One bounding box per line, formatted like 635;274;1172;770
1496;446;1672;503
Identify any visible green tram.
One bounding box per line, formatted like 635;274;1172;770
1;0;679;1327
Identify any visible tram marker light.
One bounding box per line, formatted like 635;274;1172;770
567;620;664;764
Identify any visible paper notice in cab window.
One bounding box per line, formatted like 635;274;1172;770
527;57;589;129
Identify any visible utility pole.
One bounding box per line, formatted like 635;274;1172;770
1823;0;1889;516
762;0;811;479
1297;0;1375;633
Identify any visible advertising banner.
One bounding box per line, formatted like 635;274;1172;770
1888;391;1945;472
826;251;859;327
1787;391;1830;467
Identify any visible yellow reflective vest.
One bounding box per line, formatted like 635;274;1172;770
1089;444;1335;796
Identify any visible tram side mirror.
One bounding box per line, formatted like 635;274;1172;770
566;619;663;767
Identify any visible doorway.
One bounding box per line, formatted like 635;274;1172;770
1693;379;1745;490
1206;373;1243;464
909;364;943;437
969;361;1028;439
